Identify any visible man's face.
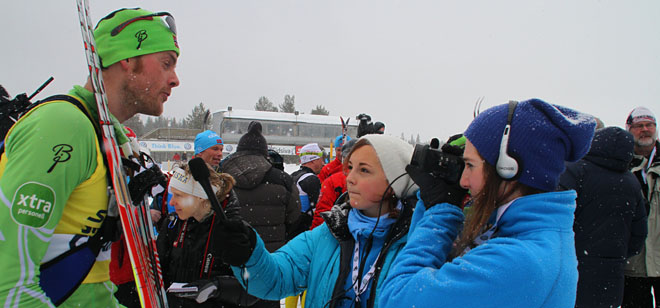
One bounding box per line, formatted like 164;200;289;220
198;145;224;167
629;120;657;150
307;158;324;174
122;51;180;116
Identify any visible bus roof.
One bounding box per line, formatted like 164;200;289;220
214;108;358;126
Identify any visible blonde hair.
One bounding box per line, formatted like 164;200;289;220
176;163;235;203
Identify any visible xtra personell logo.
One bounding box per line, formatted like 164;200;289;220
11;182;56;228
136;30;148;49
48;144;73;173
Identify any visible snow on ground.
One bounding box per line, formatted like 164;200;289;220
283;163;300;175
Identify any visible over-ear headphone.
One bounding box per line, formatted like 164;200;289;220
495;101;521;180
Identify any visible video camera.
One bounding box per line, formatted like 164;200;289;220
356;113;385;138
409;138;464;184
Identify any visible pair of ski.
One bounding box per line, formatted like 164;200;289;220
75;2;227;307
340;117;350;146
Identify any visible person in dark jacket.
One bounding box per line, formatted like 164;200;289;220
220;121;301;308
560;126;648;308
157;164;258;307
221;121;301;251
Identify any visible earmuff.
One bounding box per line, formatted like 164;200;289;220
495;101;521;180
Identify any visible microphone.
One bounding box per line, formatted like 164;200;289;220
188;157;227;221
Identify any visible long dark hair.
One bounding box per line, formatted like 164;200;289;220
449;158;542;259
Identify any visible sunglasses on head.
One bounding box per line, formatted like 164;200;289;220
109;11;176;37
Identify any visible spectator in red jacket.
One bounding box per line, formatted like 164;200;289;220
319;135;352;182
311;138;357;229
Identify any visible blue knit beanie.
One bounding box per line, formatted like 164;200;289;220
464;98;596;191
194;130;223;155
334;135;352;148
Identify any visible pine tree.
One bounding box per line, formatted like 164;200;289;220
311;105;329;115
124;115;145;136
255;96;277;111
279;94;296;113
185;102;211;130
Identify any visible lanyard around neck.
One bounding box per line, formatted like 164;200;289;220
351;239;381;304
642;146;657;185
172;213;218;278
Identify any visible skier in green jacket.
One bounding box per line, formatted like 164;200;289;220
0;8;180;307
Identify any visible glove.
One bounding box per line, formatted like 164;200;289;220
126;160;168;206
406;164;467;208
178;279;220;303
218;219;257;266
222;190;241;220
443;134;466;156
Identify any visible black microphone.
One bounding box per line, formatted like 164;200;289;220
188;157;227;221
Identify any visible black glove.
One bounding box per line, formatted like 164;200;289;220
215;276;261;306
125;160;168;206
406;164;467;208
178;279;220;303
442;134;466;157
222;190;241;220
218;219;257;266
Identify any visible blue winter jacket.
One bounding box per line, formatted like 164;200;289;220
380;191;579;308
232;201;413;308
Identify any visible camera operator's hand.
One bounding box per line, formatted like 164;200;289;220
218;219;257;266
406;164;467;209
441;134;466;156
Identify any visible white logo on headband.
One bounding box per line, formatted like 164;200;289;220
168;167;217;199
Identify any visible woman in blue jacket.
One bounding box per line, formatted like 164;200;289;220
218;134;418;308
382;99;596;308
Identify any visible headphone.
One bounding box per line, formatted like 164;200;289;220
495;101;521;180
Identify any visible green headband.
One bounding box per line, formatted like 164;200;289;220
94;8;180;68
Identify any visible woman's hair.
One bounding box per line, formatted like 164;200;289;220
176;163;235;202
343;138;400;217
449;156;542;259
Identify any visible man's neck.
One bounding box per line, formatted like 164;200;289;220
83;77;131;123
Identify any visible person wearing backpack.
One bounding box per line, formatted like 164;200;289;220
0;7;180;307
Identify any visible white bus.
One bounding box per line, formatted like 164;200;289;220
211;107;358;156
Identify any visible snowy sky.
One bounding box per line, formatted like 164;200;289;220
2;1;659;142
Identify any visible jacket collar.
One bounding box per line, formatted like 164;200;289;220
495;190;577;237
320;196;415;243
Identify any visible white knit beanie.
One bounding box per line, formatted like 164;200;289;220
299;143;323;164
361;135;418;199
